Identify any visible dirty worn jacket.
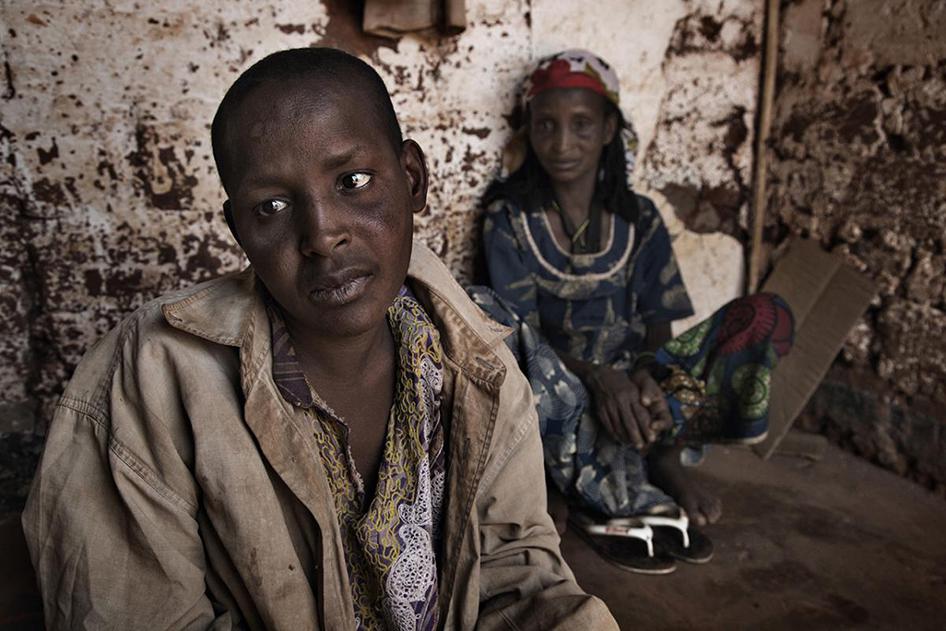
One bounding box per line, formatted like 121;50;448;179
23;241;618;631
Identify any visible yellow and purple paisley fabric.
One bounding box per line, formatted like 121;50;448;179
269;290;445;630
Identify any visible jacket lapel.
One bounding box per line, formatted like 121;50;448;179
405;244;512;627
162;268;356;629
237;293;357;630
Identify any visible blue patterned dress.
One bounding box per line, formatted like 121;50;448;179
482;195;694;366
472;195;794;517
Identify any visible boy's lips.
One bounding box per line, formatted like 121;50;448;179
307;269;372;306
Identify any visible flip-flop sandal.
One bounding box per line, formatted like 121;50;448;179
651;525;714;564
569;512;677;575
632;510;714;564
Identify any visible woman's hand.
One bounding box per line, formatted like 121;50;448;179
586;365;666;450
629;367;672;436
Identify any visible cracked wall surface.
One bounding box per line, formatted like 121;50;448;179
0;0;761;507
769;0;946;493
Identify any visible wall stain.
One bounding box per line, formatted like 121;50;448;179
275;23;305;35
668;10;758;62
461;126;490;139
125;121;198;211
32;178;66;206
36;138;58;166
641;4;760;240
2;59;14;100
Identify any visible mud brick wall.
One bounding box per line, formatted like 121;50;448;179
768;0;946;493
0;0;764;509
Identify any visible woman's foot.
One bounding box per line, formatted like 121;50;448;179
649;445;722;526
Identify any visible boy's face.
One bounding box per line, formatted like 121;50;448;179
222;79;426;342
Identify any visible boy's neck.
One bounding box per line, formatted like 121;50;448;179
286;314;397;500
287;317;395;393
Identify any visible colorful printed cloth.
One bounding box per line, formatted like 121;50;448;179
657;293;794;444
483;194;695;366
470;287;794;518
269;290;445;630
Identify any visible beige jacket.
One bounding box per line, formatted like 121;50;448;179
23;241;617;631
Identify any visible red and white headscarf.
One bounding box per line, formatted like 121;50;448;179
523;49;621;109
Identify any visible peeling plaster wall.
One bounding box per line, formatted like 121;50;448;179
0;0;761;507
768;0;946;493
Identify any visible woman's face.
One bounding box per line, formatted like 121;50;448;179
528;87;617;187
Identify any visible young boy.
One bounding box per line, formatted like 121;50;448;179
23;48;617;630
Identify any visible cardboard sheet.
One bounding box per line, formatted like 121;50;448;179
752;239;876;459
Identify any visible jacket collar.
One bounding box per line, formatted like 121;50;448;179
160;268;258;347
161;240;510;385
404;241;509;386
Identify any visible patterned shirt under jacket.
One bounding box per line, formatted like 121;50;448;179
268;289;446;631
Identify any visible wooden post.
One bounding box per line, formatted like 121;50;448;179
748;0;781;293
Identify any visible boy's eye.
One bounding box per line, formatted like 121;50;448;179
255;199;289;216
340;172;372;190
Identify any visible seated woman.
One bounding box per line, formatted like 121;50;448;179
471;50;794;573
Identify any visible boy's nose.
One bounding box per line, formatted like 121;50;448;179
297;197;351;257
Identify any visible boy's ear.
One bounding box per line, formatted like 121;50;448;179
400;139;428;214
223;199;242;246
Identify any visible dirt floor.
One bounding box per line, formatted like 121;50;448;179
565;442;946;630
3;439;945;630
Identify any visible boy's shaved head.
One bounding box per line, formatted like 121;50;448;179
211;47;403;193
